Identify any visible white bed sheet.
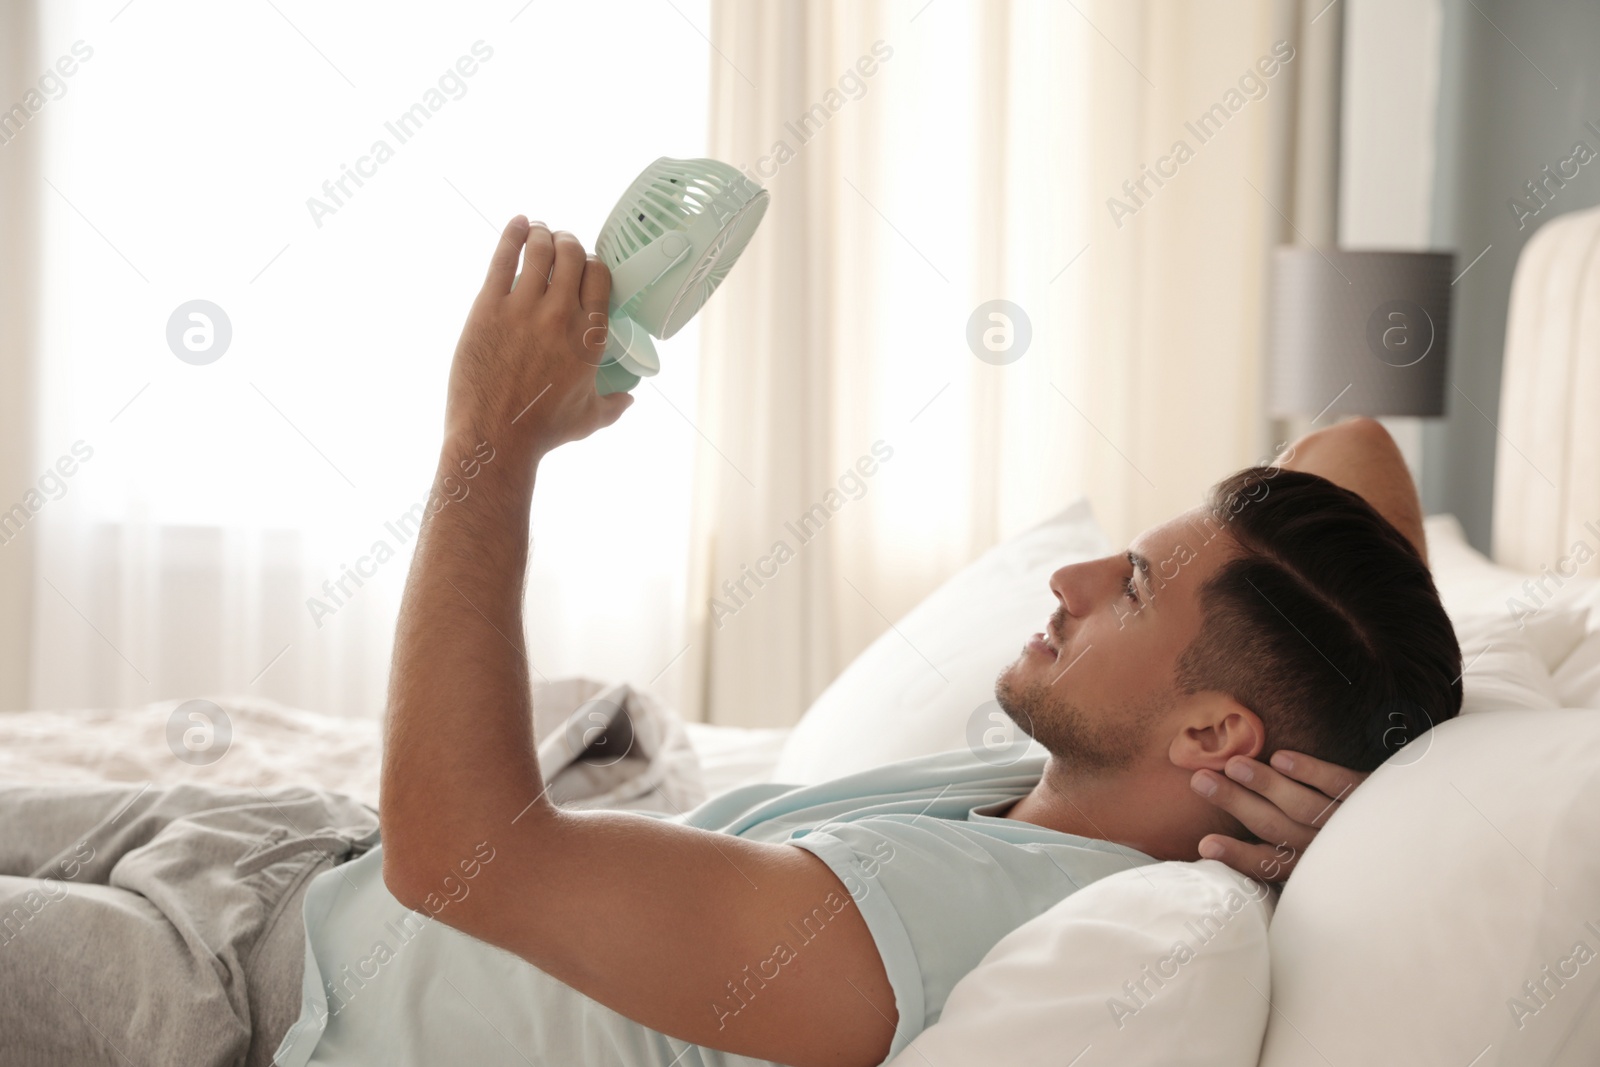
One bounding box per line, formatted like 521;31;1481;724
682;720;789;794
0;695;788;808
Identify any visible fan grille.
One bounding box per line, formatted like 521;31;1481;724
656;191;767;338
595;157;762;269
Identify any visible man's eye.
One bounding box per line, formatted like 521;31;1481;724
1122;575;1140;604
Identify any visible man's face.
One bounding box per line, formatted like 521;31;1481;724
994;506;1236;772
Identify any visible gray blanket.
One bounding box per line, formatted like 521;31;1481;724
0;679;706;1066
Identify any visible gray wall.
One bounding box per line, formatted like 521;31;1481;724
1425;0;1600;552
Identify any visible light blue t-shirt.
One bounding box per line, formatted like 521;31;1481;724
273;747;1153;1066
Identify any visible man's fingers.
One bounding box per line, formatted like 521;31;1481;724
579;253;612;317
515;222;556;304
1221;756;1351;828
484;216;530;296
1197;833;1300;885
1268;750;1369;810
1193;751;1372;888
1192;770;1317;853
547;231;586;306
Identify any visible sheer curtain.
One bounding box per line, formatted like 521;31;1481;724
0;0;42;711
689;0;1323;727
24;0;711;716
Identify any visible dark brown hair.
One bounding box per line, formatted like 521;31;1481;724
1174;467;1462;772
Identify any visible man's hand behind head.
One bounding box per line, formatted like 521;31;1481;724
1191;748;1370;886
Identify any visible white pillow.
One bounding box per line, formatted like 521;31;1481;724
1426;513;1592;671
774;498;1107;783
1425;513;1594;714
1453;612;1563;714
1548;578;1600;708
1553;634;1600;708
887;860;1273;1067
1426;513;1546;612
1258;708;1600;1067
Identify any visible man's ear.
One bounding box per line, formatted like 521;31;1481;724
1167;691;1265;771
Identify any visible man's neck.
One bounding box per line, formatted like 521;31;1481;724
1002;755;1199;862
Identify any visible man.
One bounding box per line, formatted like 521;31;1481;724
0;219;1460;1067
361;218;1460;1065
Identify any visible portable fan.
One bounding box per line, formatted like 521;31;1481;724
587;157;770;394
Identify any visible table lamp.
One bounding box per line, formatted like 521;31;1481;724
1267;248;1454;418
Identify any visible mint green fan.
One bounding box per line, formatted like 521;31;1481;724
589;157;770;394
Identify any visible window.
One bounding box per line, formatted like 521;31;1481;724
31;0;711;715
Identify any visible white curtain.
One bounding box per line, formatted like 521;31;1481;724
0;0;42;710
20;0;712;716
688;0;1325;727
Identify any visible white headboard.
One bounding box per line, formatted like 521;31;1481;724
1492;203;1600;576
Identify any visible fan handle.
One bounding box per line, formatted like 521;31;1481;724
593;229;696;394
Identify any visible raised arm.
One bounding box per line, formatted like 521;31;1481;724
1273;416;1429;565
378;217;896;1066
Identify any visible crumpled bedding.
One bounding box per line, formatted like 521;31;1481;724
0;677;708;815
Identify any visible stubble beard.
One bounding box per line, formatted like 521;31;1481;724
993;660;1170;774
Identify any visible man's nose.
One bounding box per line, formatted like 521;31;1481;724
1049;558;1113;617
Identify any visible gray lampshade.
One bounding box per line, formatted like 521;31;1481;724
1267;248;1454;418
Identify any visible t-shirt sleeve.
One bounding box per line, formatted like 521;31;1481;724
789;816;1126;1064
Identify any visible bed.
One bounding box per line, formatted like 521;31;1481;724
0;693;792;809
6;204;1600;1065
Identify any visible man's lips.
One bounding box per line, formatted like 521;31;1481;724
1024;613;1069;658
